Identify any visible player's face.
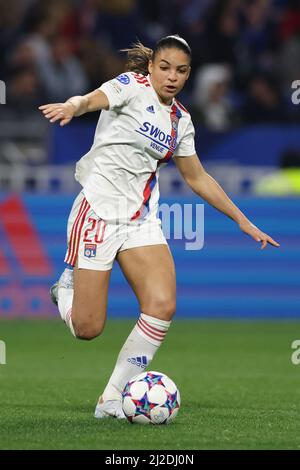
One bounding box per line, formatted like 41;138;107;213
148;48;191;105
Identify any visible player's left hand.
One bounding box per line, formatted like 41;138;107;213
239;222;280;249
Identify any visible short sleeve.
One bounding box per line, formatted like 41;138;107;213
98;73;136;111
173;118;196;157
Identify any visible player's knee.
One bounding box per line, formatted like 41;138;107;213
142;297;176;321
72;319;105;340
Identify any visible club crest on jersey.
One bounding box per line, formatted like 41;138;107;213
84;244;97;258
116;74;130;85
146;105;155;114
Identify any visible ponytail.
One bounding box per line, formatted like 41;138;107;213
122;41;153;76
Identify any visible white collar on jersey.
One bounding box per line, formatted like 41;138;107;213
147;74;175;111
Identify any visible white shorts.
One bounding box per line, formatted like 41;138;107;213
64;191;167;270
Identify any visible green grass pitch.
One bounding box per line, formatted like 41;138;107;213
0;319;300;450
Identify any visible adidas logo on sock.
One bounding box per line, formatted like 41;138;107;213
127;356;148;368
146;105;155;114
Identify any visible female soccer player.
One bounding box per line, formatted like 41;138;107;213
39;35;279;419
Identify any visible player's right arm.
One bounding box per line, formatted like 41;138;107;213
38;89;109;127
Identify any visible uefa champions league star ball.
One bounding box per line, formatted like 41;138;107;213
122;371;180;424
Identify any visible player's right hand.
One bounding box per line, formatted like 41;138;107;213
38;102;76;126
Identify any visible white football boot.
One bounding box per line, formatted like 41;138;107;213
94;396;126;420
50;267;74;307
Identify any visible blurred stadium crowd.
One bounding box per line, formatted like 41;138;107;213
1;0;300;194
1;0;300;130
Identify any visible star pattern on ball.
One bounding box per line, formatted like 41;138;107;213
165;390;179;412
144;372;164;389
122;383;131;398
133;393;151;417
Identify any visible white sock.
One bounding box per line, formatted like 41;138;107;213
58;287;76;337
102;313;171;402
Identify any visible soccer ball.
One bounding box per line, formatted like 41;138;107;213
122;371;180;424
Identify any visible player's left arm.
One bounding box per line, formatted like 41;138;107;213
174;153;280;249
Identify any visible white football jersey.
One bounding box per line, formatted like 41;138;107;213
75;72;196;223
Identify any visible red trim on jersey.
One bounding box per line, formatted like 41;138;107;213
142;172;156;205
132;73;151;87
175;98;189;114
130;171;156;220
158;103;180;165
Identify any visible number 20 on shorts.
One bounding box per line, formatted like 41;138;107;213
83;217;107;244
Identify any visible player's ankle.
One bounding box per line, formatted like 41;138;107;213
101;388;122;403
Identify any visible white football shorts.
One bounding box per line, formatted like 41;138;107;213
64;191;167;270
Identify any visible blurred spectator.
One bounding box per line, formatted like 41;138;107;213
79;37;124;89
21;0;71;61
278;0;300;41
255;149;300;195
242;74;285;123
93;0;140;50
138;0;169;43
8;65;42;109
237;0;277;74
192;64;237;131
0;0;29;74
200;0;241;66
278;35;300;90
35;37;89;102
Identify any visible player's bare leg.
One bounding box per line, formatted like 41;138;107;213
118;245;176;322
72;266;111;339
95;245;176;419
52;265;111;339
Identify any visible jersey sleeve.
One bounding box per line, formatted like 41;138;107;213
98;73;136;110
173;118;196;158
